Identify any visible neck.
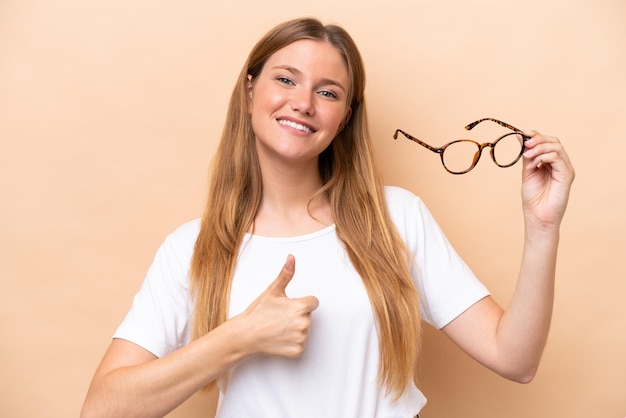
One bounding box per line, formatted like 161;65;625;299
253;158;333;237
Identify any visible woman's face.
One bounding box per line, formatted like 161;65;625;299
248;39;351;170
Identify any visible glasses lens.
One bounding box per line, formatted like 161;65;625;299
442;140;481;174
493;132;524;167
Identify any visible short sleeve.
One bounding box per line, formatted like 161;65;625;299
385;186;490;329
113;220;200;358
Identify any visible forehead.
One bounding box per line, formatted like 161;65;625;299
264;39;349;81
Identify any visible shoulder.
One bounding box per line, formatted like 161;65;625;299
384;185;421;205
163;219;201;248
152;219;201;267
383;185;428;221
169;218;201;241
383;185;442;247
135;219;201;302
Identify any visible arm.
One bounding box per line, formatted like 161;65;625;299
81;255;319;418
81;321;249;418
441;131;575;383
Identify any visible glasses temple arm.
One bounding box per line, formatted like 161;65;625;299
465;118;524;133
393;129;443;153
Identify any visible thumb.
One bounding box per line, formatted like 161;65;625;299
267;254;296;296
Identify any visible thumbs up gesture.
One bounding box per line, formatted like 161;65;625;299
236;255;320;358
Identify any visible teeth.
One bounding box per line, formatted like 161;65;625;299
278;119;313;133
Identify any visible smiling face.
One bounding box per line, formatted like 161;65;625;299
247;39;351;171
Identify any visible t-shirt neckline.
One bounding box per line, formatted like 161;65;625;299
244;224;336;243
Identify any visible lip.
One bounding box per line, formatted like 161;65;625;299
276;116;317;134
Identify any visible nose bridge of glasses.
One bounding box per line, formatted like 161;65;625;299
474;141;491;164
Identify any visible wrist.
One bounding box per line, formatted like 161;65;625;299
523;219;560;251
523;212;561;236
200;316;255;373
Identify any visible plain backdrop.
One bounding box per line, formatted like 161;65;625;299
1;1;625;417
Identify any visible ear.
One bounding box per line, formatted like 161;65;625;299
339;107;352;131
247;74;254;100
344;107;352;125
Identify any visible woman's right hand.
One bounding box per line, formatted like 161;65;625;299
235;254;319;358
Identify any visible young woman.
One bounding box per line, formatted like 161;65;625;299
81;17;575;418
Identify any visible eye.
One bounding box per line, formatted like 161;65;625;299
276;76;295;86
318;90;338;99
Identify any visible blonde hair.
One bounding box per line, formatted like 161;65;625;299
190;17;421;399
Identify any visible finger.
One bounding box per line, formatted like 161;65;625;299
522;144;575;186
523;129;540;139
294;295;320;314
266;254;296;296
523;141;571;171
523;142;561;164
524;150;558;171
523;132;561;150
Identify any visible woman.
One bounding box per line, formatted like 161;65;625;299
81;17;575;417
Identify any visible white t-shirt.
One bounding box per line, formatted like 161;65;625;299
114;186;490;417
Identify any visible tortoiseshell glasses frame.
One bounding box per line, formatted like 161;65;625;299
393;118;531;175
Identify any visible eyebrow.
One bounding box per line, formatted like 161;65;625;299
271;65;347;93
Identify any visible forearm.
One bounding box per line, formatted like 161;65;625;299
81;319;248;418
494;222;560;381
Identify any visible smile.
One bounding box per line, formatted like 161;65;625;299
277;119;315;133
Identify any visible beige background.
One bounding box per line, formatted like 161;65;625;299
1;0;625;417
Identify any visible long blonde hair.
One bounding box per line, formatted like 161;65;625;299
190;17;421;399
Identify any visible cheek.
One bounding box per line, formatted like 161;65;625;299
249;96;279;135
249;88;284;118
322;108;347;130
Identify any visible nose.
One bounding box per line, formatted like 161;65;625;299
289;88;315;116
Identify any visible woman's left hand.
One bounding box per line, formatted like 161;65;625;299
520;130;575;230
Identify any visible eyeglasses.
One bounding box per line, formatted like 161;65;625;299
393;118;531;174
